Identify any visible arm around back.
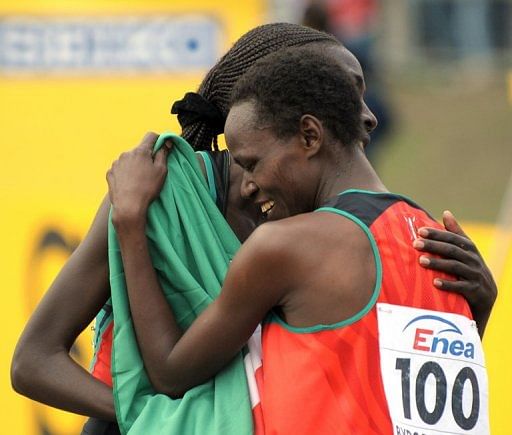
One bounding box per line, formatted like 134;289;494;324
414;211;498;337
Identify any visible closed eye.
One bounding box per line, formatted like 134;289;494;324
234;157;256;173
245;162;256;172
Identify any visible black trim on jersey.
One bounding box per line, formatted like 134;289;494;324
322;191;433;227
205;150;230;217
96;302;112;333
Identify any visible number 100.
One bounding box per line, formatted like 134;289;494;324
395;358;479;430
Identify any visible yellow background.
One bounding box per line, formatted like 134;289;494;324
1;1;266;433
1;1;511;434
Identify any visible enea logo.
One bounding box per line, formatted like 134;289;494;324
403;315;475;359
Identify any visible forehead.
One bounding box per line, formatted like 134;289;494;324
224;101;275;158
225;100;257;135
325;45;365;87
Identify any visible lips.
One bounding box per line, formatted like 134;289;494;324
362;132;371;148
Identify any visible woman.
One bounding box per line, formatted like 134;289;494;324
11;23;496;433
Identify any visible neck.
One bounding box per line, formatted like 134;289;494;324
314;145;387;207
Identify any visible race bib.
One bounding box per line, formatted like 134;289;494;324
377;303;489;435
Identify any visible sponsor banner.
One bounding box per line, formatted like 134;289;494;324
2;1;265;433
0;16;221;74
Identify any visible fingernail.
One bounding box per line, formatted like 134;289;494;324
419;256;430;266
433;278;443;287
418;228;428;237
413;240;424;249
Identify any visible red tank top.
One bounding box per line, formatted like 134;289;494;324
257;191;479;434
90;302;114;387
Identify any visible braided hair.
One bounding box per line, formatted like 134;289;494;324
177;22;340;151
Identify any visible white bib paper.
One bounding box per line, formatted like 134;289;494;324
377;303;489;434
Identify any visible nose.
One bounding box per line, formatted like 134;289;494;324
240;172;258;199
362;102;378;134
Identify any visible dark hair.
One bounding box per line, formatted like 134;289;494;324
230;46;363;147
176;23;339;151
302;3;330;33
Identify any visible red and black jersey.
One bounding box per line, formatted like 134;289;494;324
256;190;472;434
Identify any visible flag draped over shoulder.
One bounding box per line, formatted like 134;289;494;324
108;132;253;435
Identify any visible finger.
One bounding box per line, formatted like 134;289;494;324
137;131;159;153
432;278;477;303
164;139;174;151
418;256;478;280
413;238;478;264
442;210;468;238
416;227;476;252
153;146;170;167
106;170;114;199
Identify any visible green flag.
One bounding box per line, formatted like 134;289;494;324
108;132;253;435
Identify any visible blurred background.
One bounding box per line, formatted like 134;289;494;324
1;0;510;433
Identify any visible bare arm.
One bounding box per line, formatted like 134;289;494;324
11;195;115;421
115;220;282;398
414;210;497;337
107;137;285;397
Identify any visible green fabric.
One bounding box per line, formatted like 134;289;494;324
108;132;252;435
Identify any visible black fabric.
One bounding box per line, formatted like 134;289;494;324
81;418;120;435
205;150;231;217
96;302;112;333
322;191;431;227
171;92;225;136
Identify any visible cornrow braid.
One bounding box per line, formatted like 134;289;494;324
180;22;340;151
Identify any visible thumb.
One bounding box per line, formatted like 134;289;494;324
442;210;468;237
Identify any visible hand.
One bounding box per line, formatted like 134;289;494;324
107;132;173;229
413;210;497;336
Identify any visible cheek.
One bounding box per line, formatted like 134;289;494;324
273;164;292;185
271;155;302;193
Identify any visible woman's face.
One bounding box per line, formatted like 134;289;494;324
225;156;262;242
224;44;378;240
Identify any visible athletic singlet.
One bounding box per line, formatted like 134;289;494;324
255;190;487;434
90;150;231;387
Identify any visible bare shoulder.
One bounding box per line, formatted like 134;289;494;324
252;211;371;251
237;210;377;326
240;210;374;279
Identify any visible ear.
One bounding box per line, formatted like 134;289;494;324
299;114;323;159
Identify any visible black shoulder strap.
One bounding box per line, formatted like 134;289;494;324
322;191;429;227
205;150;230;217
